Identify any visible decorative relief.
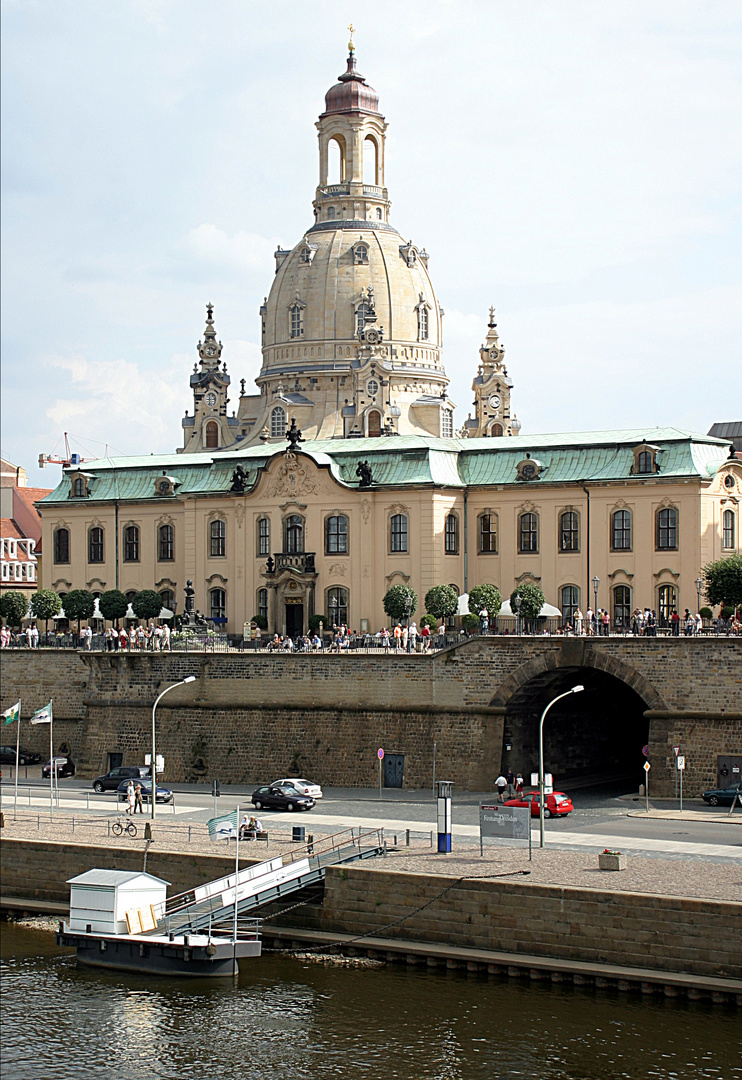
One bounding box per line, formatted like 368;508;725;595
361;499;371;524
613;498;629;510
653;567;680;580
658;497;677;510
155;578;177;589
388;503;409;516
156;514;174;527
234;502;245;529
206;573;228;585
517;501;536;514
386;570;411;585
607;569;634;582
327;562;347;577
514;571;541;585
268;458;318;497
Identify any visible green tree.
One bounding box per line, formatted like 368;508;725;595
702;554;742;610
424;584;458;621
382;584;417;623
510;583;545;623
468;583;502;618
420;614;438;630
461;614;479;633
0;590;28;629
99;589;128;626
132;589;164;621
251;613;269;630
63;589;95;635
30;589;62;635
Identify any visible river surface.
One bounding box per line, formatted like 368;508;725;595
1;924;740;1080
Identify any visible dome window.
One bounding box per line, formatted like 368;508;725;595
271;406;286;438
441;410;453;438
299;238;318;264
376;208;383;219
327;207;336;220
367;378;380;397
415;294;432;341
352;241;369;265
288;297;305;339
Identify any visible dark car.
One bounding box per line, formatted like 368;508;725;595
504;790;574;818
42;757;75;778
0;745;42;766
251;784;315;812
117;778;173;804
93;765;151;793
701;782;742;807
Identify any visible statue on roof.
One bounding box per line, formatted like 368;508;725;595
286;417;305;454
356;460;373;487
230;464;247;493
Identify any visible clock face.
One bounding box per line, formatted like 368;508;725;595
205;346;216;357
205;392;217;408
158;480;170;494
522;463;537;479
488;394;502;410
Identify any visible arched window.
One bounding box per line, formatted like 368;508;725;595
210;588;226;620
54;528;70;564
123;525;140;562
363;135;378;184
327;206;336;220
327;586;349;626
637;450;654;474
356;301;371;335
284;515;304;554
657;584;677;627
441;411;453;438
327;137;344;183
723;509;736;549
519;512;539;553
258;517;271;557
289;303;304;338
205;421;219;449
376;207;383;219
325;515;348;554
354;244;369;265
88;527;104;564
418;304;429;341
158;524;174;561
656;508;678;550
560;585;579;627
257;588;268;625
444;513;458;555
491;423;504;437
271;406;286;438
210;519;226;558
613;585;631;630
367;410;382;437
72;476;85;497
611;509;632;551
479;514;497;554
559;511;579;552
390;514;408;553
125;590;137;603
159;589;175;614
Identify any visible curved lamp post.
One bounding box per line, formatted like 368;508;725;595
539;685;584;848
592;575;600;634
514;593;522;636
151;676;196;820
695;575;702;616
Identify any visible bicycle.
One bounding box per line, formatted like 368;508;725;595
112;818;138;837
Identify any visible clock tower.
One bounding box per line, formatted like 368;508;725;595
181;304;234;452
462;309;521;438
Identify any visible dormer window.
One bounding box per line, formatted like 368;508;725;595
299;239;318;264
72;477;85;498
516;454;544;482
353;241;369;265
400;241;417;267
632;443;660;475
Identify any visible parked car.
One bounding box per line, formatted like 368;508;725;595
93;765;151;793
273;777;323;798
504;790;574;818
251;784;315;812
117;779;173;804
0;745;42;766
701;782;742;807
42;757;75;778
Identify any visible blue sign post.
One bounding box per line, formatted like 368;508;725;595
436;780;453;853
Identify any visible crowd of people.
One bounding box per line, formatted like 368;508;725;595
261;620;447;653
102;623;172;651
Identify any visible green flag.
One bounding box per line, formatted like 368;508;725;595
30;702;53;725
2;701;20;725
207;810;239;840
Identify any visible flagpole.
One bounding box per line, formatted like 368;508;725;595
14;702;21;820
49;702;54;821
234;802;239;975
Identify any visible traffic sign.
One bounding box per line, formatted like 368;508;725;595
643;761;651;772
673;746;680;756
676;756;685;771
642;745;649;757
378;748;384;760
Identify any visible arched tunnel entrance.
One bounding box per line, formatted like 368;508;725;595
499;666;650;788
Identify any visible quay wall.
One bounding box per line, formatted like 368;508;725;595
0;639;740;794
1;839;740;983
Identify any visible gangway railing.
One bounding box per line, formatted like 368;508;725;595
149;826;385;937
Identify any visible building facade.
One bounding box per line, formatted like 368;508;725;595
36;49;741;633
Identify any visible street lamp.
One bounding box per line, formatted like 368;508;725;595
329;595;338;628
592;575;600;634
695;575;702;614
514;593;522;635
539;685;584;848
151;676;196;820
405;592;413;652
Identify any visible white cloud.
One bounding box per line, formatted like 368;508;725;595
187;224;280;273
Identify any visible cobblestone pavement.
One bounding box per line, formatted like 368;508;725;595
2;811;740;903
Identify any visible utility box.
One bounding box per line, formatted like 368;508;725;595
66;870;169;934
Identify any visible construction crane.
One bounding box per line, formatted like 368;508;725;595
38;433;93;470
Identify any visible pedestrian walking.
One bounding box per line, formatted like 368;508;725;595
125;780;136;816
516;773;524;795
134;783;145;814
506;768;515;797
495;773;508;803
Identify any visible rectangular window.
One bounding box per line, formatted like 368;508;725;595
657;508;677;551
158;525;174;561
123;526;139;562
519;513;538;553
258;517;271;556
479;514;497;554
54;529;70;564
210;588;226;619
559;512;579;552
444;514;458;554
258;588;269;625
390;514;408;553
723;510;735;549
210;520;226;557
88;527;104;564
325;515;348;554
612;510;632;551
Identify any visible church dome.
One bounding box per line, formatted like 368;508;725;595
322;54;380;116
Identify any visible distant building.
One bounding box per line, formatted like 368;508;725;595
708;422;742;455
0;460;51;596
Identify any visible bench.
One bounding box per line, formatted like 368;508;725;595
236;829;269;845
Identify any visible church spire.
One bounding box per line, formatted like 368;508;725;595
197;302;223;372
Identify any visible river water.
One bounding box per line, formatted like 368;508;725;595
1;924;739;1080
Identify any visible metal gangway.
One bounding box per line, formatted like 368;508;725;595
150;826;385;937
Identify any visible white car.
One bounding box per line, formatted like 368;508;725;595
274;777;323;798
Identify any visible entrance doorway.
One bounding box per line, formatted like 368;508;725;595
384;754;405;788
285;603;304;638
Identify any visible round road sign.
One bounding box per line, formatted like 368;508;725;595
642;745;649;757
378;748;384;759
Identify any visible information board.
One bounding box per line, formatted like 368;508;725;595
479;803;531;840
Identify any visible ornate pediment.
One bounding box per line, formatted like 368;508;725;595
265;455;318;498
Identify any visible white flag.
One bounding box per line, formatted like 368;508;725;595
30;702;53;725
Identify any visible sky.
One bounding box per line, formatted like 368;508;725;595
2;0;741;486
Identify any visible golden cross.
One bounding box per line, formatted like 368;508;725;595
348;23;355;52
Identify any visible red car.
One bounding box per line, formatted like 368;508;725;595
504;790;573;818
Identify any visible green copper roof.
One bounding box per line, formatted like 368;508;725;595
37;427;732;506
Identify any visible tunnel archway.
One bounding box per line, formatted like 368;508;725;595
497;665;651;788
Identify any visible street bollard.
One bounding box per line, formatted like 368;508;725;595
72;817;75;834
406;828;410;846
188;826;192;843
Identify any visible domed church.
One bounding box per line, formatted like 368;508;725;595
38;43;739;637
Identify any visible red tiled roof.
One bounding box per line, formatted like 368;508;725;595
0;518;24;539
15;486;52;513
